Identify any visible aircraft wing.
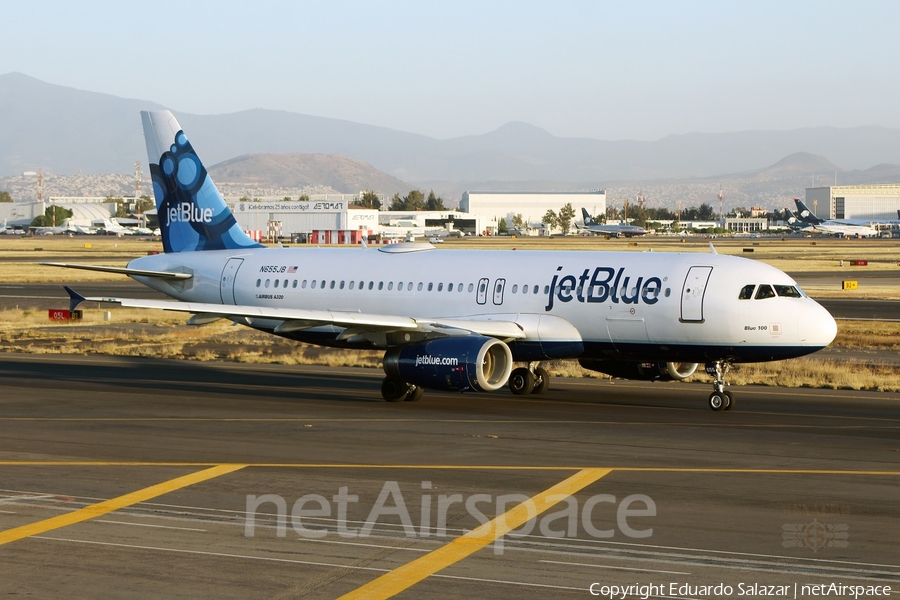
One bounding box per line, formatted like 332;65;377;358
79;295;527;341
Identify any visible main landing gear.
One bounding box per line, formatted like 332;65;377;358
706;360;734;411
381;377;424;402
509;363;550;396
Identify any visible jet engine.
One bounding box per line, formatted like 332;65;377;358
383;336;513;392
578;360;699;381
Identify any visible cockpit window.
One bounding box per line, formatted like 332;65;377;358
738;284;755;300
774;285;802;298
755;284;776;300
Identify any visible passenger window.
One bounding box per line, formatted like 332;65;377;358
438;283;443;291
755;284;776;299
739;284;755;300
311;280;317;289
320;280;325;289
448;283;454;292
292;280;297;288
459;283;463;292
376;281;382;290
512;284;518;293
407;282;413;291
302;280;308;289
340;281;345;290
265;279;270;288
274;280;279;288
418;282;424;291
349;281;355;290
256;279;261;288
428;283;433;292
330;281;335;289
468;283;474;293
359;281;364;289
388;282;394;291
543;285;549;294
774;285;802;298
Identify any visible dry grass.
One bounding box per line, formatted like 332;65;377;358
0;306;897;392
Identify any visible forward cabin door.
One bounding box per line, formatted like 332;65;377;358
680;266;712;322
220;258;244;305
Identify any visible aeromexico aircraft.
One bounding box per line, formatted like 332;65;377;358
793;199;879;238
45;111;838;411
576;208;648;238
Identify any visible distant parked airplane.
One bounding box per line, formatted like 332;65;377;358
576;208;648;238
792;199;878;237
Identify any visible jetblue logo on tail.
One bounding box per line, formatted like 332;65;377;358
143;110;263;253
168;202;214;225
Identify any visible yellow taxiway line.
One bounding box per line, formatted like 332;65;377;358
0;463;246;547
337;468;612;600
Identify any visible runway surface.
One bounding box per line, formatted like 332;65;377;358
0;355;898;599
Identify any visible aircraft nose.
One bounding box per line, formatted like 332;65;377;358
799;300;838;348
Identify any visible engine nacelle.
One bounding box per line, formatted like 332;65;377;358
383;336;513;392
579;360;699;381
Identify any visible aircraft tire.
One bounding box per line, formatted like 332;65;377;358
405;385;424;402
708;392;725;411
382;377;410;402
723;391;734;411
509;367;535;395
531;367;550;394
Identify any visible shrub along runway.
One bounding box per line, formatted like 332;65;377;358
0;355;897;598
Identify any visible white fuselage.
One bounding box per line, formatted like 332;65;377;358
129;246;836;363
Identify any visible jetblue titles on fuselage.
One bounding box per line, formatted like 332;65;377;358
545;266;663;311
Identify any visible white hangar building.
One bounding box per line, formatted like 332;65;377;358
806;184;900;220
459;190;607;227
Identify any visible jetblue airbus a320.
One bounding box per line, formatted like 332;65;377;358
44;111;837;410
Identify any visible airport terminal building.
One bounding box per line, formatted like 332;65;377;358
459;190;607;227
806;184;900;220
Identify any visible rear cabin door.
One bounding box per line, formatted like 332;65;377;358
680;266;712;322
220;258;244;305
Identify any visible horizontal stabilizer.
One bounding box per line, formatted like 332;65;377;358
40;262;193;280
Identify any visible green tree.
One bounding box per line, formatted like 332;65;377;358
31;205;73;228
283;196;292;202
136;195;155;213
557;203;576;234
352;190;382;210
0;191;12;203
511;213;525;230
497;217;508;234
697;202;717;221
425;190;446;211
389;190;426;211
542;209;559;232
298;194;310;203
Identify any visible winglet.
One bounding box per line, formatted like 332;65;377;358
64;286;86;313
709;242;717;255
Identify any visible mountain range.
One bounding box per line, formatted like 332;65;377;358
3;72;900;204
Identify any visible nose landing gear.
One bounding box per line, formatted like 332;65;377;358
706;361;734;411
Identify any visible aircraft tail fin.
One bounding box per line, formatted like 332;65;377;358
141;110;264;253
581;207;596;226
793;198;824;224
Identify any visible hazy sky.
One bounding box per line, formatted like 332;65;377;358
4;1;899;141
